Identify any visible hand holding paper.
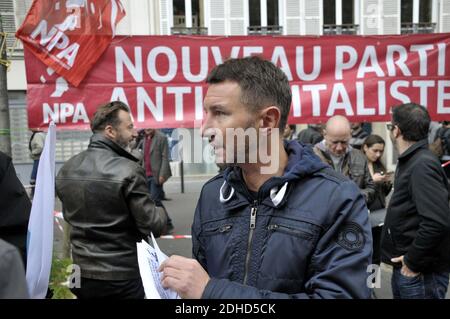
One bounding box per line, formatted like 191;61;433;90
159;255;210;299
136;233;178;299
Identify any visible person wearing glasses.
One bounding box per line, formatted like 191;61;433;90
381;103;450;299
313;115;376;206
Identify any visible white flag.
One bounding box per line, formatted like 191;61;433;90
26;122;56;299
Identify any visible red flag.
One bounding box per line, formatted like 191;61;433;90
16;0;125;87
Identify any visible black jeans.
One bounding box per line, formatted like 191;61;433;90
70;277;145;299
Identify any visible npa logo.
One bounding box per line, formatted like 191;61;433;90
29;15;80;70
16;0;125;87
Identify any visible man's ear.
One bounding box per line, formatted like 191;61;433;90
104;124;116;140
393;126;401;139
259;106;281;130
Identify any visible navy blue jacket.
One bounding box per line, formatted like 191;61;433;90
192;140;372;299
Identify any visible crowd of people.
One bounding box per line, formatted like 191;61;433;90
1;56;449;299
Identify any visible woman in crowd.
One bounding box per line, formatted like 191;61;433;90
362;134;393;266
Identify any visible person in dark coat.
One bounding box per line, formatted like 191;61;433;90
0;151;31;266
362;135;393;266
159;56;372;299
297;124;323;145
349;122;369;150
381;103;450;299
136;128;174;234
56;101;167;299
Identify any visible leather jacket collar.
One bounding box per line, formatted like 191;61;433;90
89;134;138;162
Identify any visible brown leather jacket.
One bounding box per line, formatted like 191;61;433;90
56;134;167;280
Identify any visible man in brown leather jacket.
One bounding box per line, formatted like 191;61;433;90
313;115;376;206
56;101;167;299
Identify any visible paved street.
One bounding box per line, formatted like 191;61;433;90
53;174;449;299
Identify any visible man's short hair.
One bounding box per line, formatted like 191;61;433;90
392;103;430;142
90;101;130;133
206;56;292;131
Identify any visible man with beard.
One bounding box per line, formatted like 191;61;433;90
381;103;450;299
56;101;167;299
159;57;372;299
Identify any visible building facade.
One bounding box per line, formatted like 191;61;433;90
2;0;450;179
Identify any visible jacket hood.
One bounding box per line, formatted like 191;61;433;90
281;140;329;182
220;140;328;208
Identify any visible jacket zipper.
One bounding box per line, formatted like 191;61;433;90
243;200;258;285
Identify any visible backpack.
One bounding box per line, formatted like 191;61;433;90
441;128;450;156
28;132;37;153
430;127;450;158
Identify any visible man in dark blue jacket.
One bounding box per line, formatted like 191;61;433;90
160;56;372;299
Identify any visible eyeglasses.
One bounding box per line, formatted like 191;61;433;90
386;123;394;131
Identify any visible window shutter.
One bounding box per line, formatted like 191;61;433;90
285;0;302;34
440;0;450;32
382;0;400;34
159;0;173;35
208;0;226;35
303;0;321;35
361;0;381;34
229;0;247;35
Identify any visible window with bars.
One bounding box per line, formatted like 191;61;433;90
323;0;359;35
171;0;207;35
401;0;436;34
248;0;282;35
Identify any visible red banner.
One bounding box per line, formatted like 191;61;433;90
17;0;125;87
25;34;450;130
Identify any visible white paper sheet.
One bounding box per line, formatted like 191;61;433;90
137;233;179;299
